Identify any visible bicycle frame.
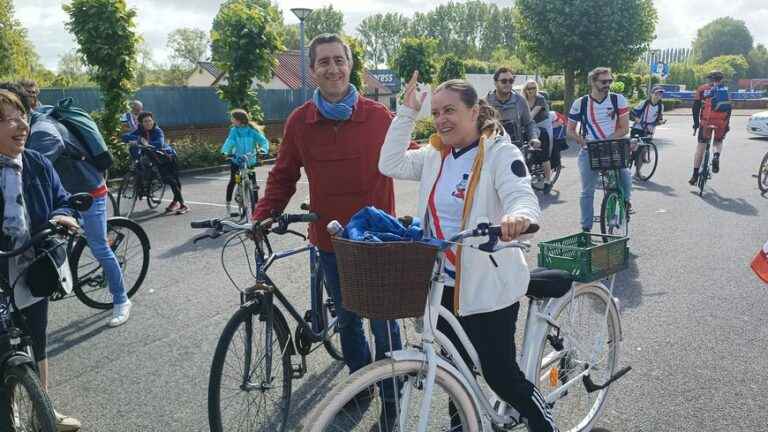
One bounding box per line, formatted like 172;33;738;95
389;242;619;431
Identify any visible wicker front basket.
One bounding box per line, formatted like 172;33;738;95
331;237;439;320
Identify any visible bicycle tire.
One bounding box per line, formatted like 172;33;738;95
699;152;709;197
634;143;658;181
304;359;481;432
146;170;167;209
3;364;57;432
758;152;768;193
70;217;151;309
599;191;628;238
319;275;343;361
108;190;120;217
549;163;563;188
535;283;621;432
117;172;139;218
208;301;293;432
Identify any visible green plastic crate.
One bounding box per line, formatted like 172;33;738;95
537;232;629;282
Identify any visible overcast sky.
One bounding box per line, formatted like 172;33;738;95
14;0;768;71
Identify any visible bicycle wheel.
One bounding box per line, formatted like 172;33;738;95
70;217;151;309
599;191;628;237
208;301;293;432
3;365;57;432
117;172;139;218
305;359;481;432
549;163;563;188
146;167;167;209
536;283;621;432
699;152;710;197
108;190;120;217
634;143;658;181
758;152;768;193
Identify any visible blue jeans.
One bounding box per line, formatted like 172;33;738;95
80;194;128;305
319;251;402;399
578;149;633;231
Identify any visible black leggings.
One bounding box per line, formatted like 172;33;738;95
226;164;238;202
439;287;558;432
156;155;184;204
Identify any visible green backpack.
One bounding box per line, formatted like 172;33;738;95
43;98;114;171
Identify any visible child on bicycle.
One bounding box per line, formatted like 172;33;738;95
220;109;269;217
380;72;557;432
631;86;665;138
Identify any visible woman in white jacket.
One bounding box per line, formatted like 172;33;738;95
379;72;557;432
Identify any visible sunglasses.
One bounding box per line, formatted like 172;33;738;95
597;79;614;85
497;79;514;84
525;87;537;91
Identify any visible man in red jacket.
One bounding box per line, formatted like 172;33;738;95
253;33;402;404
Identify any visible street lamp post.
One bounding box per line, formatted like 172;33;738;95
291;8;313;102
648;49;661;97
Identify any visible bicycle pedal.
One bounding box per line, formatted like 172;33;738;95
290;360;306;379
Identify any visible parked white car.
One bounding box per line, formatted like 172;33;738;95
747;111;768;137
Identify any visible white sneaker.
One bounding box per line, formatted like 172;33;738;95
54;410;82;431
108;300;132;327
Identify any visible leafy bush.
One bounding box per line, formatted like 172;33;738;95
542;76;564;101
170;135;223;171
550;100;565;114
662;99;684;111
412;117;436;141
437;55;466;82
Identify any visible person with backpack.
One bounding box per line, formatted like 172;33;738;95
220;109;269;217
566;66;633;233
689;70;732;185
631;86;666;138
6;82;135;330
122;112;188;214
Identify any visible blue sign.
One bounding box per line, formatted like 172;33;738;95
651;62;670;79
370;69;402;93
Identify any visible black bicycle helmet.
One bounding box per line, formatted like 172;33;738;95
707;70;724;81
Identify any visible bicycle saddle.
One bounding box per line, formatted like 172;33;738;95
526;268;573;300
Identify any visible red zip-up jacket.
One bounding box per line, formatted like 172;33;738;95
253;96;397;252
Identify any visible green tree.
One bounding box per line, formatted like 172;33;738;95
692;17;753;63
64;0;139;172
515;0;657;110
357;12;409;68
701;54;750;83
279;23;300;51
305;5;344;41
0;0;40;79
437;55;466;82
211;0;283;119
392;37;438;84
747;44;768;78
668;63;700;90
344;36;365;91
167;28;209;70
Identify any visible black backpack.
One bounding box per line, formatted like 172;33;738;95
579;93;619;137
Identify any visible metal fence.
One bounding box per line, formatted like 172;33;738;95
38;86;308;127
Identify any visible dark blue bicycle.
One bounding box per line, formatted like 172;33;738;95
191;207;342;432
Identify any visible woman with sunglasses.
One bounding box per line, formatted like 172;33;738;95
523;80;555;193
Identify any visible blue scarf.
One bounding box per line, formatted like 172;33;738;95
313;85;358;121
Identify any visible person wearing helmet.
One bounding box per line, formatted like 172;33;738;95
690;70;731;185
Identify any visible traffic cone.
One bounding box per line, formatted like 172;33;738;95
750;240;768;284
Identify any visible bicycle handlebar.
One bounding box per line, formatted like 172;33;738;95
0;223;69;258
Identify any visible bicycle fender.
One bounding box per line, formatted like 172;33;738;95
0;352;35;377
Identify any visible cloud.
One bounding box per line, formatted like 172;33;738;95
13;0;768;71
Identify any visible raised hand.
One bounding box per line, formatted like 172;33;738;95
403;70;427;113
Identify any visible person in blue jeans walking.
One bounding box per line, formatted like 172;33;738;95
566;67;633;232
252;34;402;409
18;90;133;329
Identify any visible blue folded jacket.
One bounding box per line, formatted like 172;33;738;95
343;207;423;242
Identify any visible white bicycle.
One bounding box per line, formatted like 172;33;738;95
305;223;630;432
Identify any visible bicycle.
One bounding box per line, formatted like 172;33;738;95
627;133;658;182
520;141;562;192
48;216;151;309
190;208;343;432
1;194;94;432
692;125;717;196
587;139;632;238
758;150;768;193
117;143;168;217
305;223;630;432
227;154;261;221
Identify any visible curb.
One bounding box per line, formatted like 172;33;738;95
107;158;276;187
